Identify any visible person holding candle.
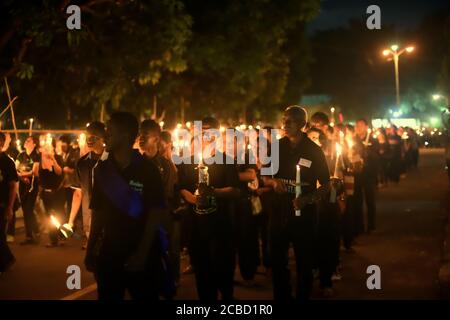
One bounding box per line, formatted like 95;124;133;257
38;137;65;247
177;116;239;301
16;136;41;245
262;106;330;300
354;119;380;234
139;119;181;294
309;116;342;298
67;122;106;250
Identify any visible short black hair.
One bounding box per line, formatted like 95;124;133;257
87;121;106;139
59;135;71;145
284;105;308;122
26;135;39;146
356;118;368;126
160;131;172;144
109;112;139;144
140;119;161;135
201;116;220;129
311;112;330;126
307;127;322;135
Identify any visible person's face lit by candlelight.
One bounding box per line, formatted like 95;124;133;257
355;119;369;139
139;130;159;158
24;136;37;154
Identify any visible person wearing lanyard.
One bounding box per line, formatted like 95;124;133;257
262;106;330;300
17;136;41;245
177;117;239;301
67;122;106;249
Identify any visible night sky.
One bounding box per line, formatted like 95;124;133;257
307;0;450;34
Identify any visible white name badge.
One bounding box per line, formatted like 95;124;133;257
299;158;312;168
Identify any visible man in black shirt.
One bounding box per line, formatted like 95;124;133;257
67;122;106;249
139;119;180;290
86;112;166;300
177;117;239;301
0;132;19;273
17;136;41;245
262;106;330;300
354;119;379;233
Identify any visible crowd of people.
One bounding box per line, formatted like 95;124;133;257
0;106;426;300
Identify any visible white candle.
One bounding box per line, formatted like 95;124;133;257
364;128;371;145
295;165;301;217
333;143;342;178
29;118;34;136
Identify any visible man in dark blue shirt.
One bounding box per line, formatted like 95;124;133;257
85;112;166;300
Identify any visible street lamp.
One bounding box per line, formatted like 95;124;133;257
382;44;415;108
432;94;449;107
330;107;335;124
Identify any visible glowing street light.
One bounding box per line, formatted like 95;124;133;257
432;94;448;107
382;44;415;108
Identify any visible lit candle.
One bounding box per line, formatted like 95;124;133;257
364;129;372;145
339;131;344;145
79;133;86;148
333;143;342;178
16;139;22;153
295;165;301;217
29;118;34;136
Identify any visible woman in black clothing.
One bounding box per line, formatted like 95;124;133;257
377;130;391;187
17;136;41;245
38;139;65;247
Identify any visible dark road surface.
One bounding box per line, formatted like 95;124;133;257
0;148;448;300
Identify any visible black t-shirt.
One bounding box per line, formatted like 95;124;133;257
90;150;165;268
149;154;177;205
38;154;64;190
73;151;102;217
177;152;239;216
272;134;330;220
17;149;40;173
17;149;40;189
0;152;19;207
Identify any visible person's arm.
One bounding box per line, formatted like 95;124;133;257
180;189;197;205
63;167;75;175
262;176;287;194
84;174;102;273
293;148;331;210
213;186;239;198
52;155;63;175
68;188;82;227
238;168;257;182
32;162;39;178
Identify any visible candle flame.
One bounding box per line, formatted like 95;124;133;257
335;143;342;156
50;215;61;229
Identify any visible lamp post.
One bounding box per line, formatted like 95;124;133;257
382;44;415;108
